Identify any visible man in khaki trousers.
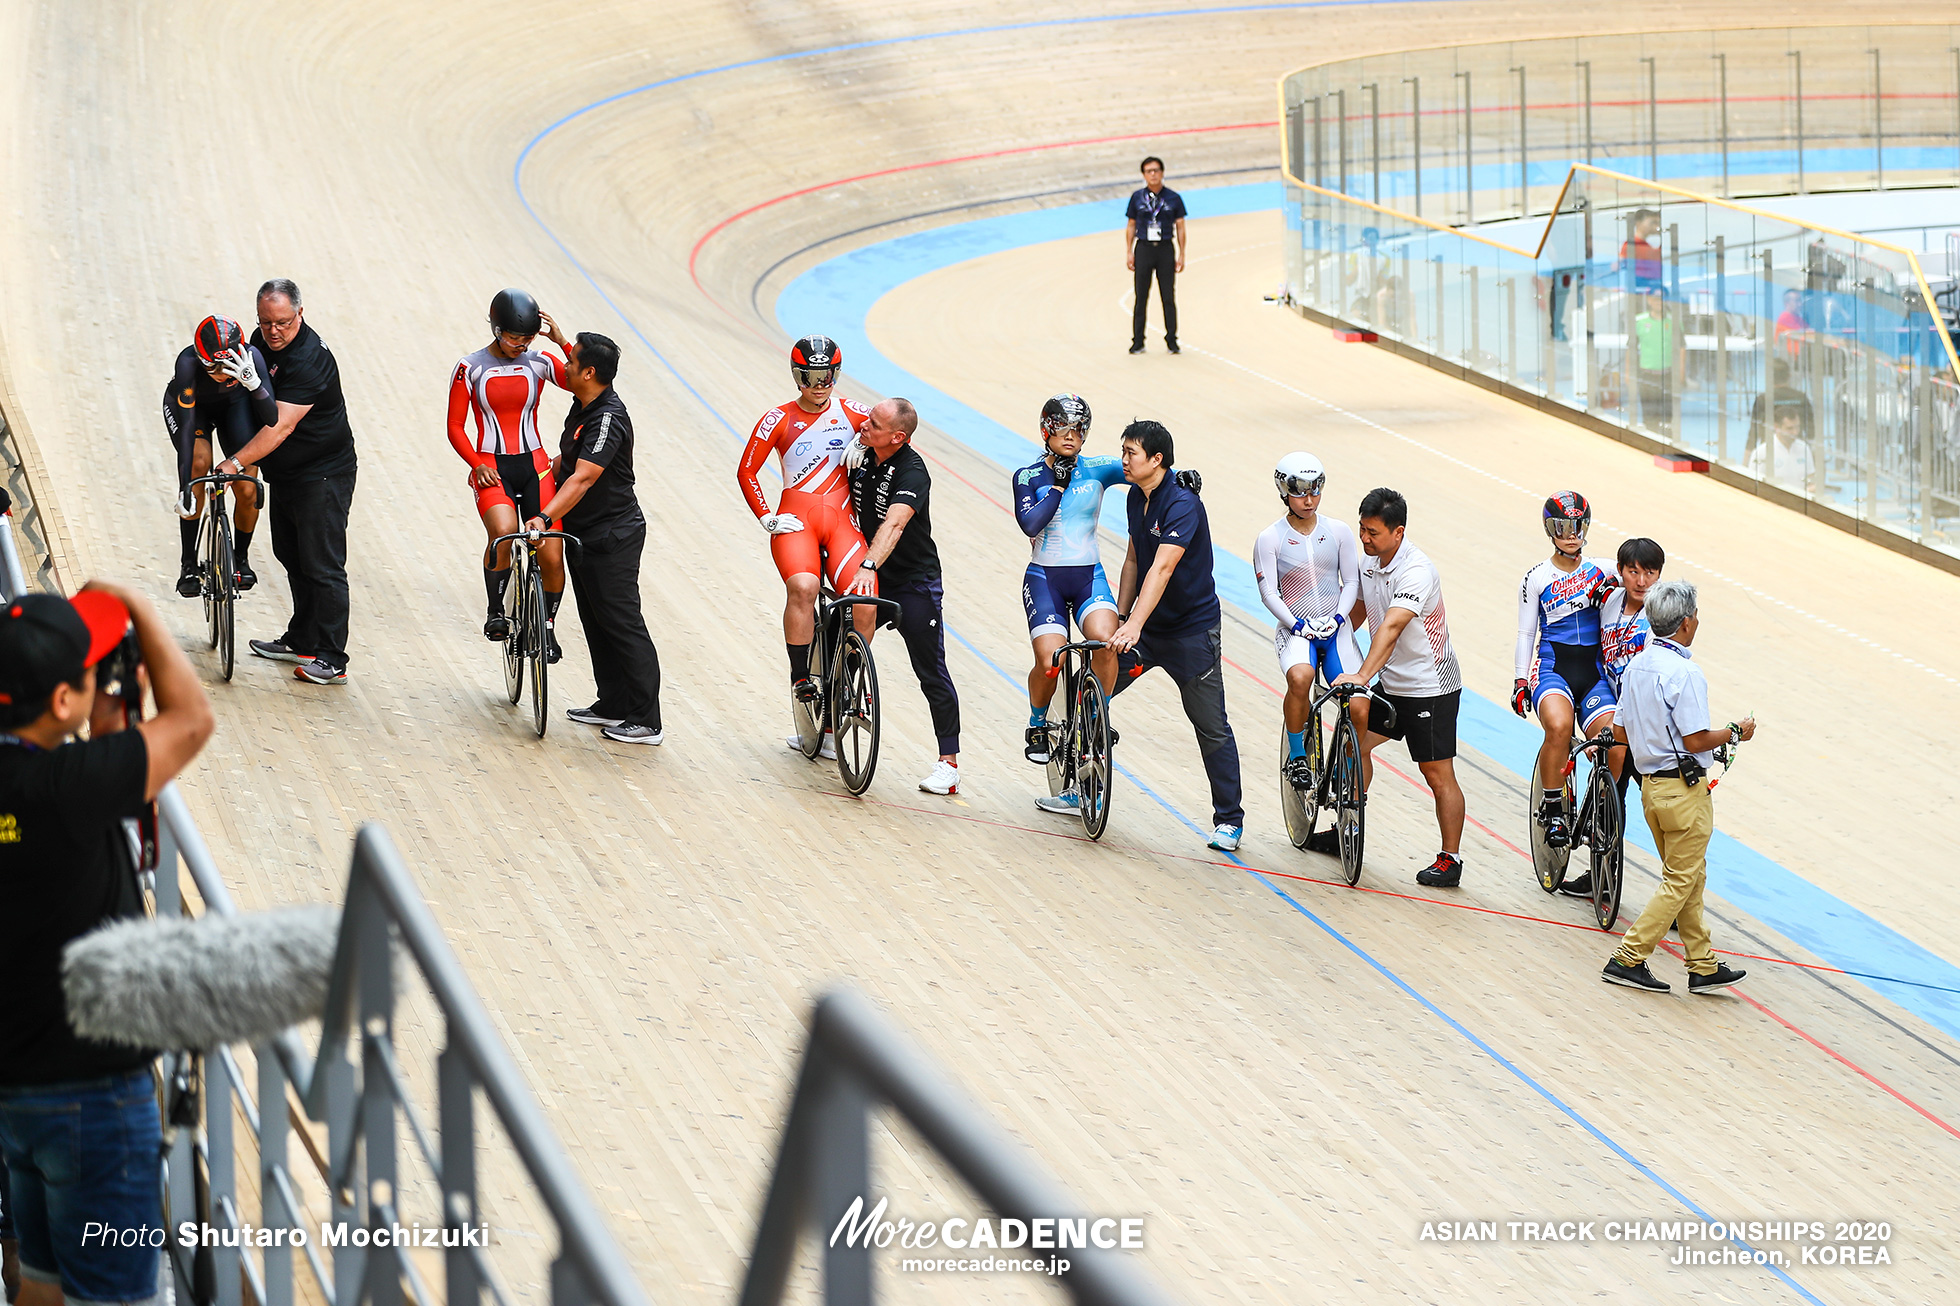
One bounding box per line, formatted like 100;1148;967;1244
1601;581;1756;994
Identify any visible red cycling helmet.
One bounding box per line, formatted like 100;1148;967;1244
194;315;244;369
1543;490;1592;539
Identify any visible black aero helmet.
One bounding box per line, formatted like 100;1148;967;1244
194;315;244;368
1543;490;1592;539
1040;393;1092;440
489;288;542;337
790;335;841;389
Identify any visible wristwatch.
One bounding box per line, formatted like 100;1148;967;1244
1727;722;1742;746
860;557;879;572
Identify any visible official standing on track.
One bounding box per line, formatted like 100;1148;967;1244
1125;157;1187;355
1602;581;1754;995
845;398;961;796
1101;420;1244;850
527;333;663;746
229;280;359;687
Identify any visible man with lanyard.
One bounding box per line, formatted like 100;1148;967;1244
735;335;875;753
1012;393;1124;765
526;334;662;745
1332;487;1467;887
1253;452;1361;791
843;398;961;795
163;315;274;597
227;279;358;687
1603;581;1753;994
1125;157;1187;354
447;288;573;658
1094;420;1244;850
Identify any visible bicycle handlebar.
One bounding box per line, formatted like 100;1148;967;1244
1568;729;1621;759
1310;680;1394;731
1049;639;1106;669
490;528;584;559
186;472;263;491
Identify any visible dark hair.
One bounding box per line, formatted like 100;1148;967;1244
256;278;302;308
1140;156;1164;173
1616;536;1665;571
573;332;620;385
887;397;918;435
0;690;54;732
1120;419;1174;469
1357;486;1407;530
1630;208;1659;227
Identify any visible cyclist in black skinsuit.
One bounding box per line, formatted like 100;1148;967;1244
163;315;275;596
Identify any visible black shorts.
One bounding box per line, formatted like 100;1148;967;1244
1366;688;1460;764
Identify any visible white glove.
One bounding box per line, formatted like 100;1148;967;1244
219;347;261;391
842;438;870;472
1303;615;1340;641
761;512;805;535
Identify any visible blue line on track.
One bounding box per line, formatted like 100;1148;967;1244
512;11;1832;1300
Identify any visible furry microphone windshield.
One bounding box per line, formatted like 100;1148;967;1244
63;905;341;1049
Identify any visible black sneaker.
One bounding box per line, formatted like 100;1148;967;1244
1165;340;1180;354
233;561;257;591
566;706;624;727
1305;827;1340;854
1601;959;1670;992
1415;853;1462;888
293;659;347;686
1688;963;1747;995
1283;755;1315;788
176;563;201;598
545;627;562;664
484;611;510;641
1538;805;1572;848
1128;343;1145;355
1024;725;1052;764
1558;873;1594;898
249;638;310;663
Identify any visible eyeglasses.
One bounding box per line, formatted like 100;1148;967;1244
498;331;537;347
793;365;838;389
256;313;299;331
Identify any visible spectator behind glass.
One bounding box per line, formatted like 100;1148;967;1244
1773;288;1809;360
1618;209;1662;291
0;583;214;1306
1745;358;1813;465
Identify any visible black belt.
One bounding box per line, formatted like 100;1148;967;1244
1644;767;1683;779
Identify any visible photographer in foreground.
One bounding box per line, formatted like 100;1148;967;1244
0;583;214;1306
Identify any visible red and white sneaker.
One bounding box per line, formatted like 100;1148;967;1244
918;760;959;795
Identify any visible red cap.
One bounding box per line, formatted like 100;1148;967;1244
70;591;132;667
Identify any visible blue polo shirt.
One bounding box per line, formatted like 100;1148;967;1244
1126;186;1186;241
1127;473;1218;637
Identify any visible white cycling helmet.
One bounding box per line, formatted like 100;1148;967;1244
1275;452;1326;500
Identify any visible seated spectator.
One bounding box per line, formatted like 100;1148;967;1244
1746;409;1816;493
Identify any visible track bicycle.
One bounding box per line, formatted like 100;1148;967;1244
489;526;580;738
185;471;261;682
1281;681;1393;887
1039;639;1115;840
1529;727;1626;931
792;586;902;795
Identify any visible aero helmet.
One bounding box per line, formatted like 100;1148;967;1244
1039;393;1092;441
1274;451;1326;500
194;315;244;368
489;288;542;337
1543;490;1592;539
790;335;840;388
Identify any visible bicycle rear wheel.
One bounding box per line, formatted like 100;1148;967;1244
795;606;828;759
1045;666;1072;797
527;562;548;738
1333;714;1366;886
213;517;235;682
502;553;525;705
1528;775;1574;893
1074;671;1113;840
1587;762;1625;931
1279;707;1323;850
833;628;881;795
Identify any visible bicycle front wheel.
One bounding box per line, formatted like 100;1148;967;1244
1587;763;1626;931
833;629;881;795
527;562;549;737
502;555;525;705
212;514;235;682
1528;777;1574;893
1333;714;1366;886
1074;671;1113;841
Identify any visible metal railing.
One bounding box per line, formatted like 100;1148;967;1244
0;409;59;595
152;791;653;1306
0;488;28;600
739;988;1176;1306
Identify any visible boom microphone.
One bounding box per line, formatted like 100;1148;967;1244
63;906;340;1049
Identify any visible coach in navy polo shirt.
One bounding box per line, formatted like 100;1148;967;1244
1107;419;1243;850
1125;157;1187;354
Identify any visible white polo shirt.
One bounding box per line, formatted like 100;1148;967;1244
1616;636;1714;774
1358;540;1461;697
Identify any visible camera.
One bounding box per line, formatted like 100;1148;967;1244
96;629;143;713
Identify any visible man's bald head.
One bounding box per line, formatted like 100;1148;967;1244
872;397;918;436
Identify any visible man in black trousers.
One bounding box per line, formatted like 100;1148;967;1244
1125;156;1187;354
229;279;358;685
527;334;663;745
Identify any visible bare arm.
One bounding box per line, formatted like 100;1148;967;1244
847;504;914;595
1335;606;1414;686
224;399;314;470
1110;543;1185;652
1116;539;1139;612
1174;217;1187;271
82;582;214;799
1124;219;1137;270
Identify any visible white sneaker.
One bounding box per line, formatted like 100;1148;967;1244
1207;824;1243;852
1034;790;1080;816
786;732;836;760
918;761;959;795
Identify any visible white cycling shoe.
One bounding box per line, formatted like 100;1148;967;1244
918;760;959;795
785;731;837;760
1034;789;1080;816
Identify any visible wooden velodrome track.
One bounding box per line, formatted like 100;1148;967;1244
4;1;1958;1301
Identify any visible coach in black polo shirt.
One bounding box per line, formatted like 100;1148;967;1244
1125;156;1188;354
1107;420;1243;850
528;333;663;745
228;279;358;686
845;398;961;796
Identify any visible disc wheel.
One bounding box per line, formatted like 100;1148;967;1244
1280;707;1323;850
212;516;235;682
1332;716;1366;886
833;629;881;795
1074;672;1113;840
1588;766;1626;931
527;564;549;738
502;555;525;705
1529;776;1575;892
